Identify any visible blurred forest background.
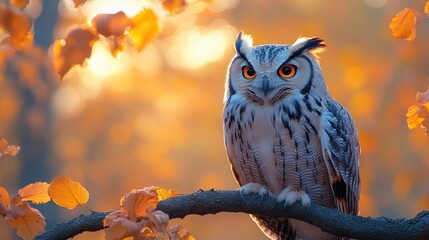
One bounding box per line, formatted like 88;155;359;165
1;0;429;239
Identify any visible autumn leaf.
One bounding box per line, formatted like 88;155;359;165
5;203;45;240
52;27;98;77
155;187;179;201
0;138;21;159
406;105;426;129
48;176;89;209
92;11;130;38
128;8;160;51
18;182;50;204
170;225;196;240
91;11;130;55
389;8;417;41
0;187;10;215
120;189;158;221
0;5;33;47
161;0;187;14
10;0;30;9
104;210;139;240
146;210;169;236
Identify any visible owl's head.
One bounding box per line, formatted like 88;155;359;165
225;32;328;104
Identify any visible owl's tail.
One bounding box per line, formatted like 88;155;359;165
250;215;295;240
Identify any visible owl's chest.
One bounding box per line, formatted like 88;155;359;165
224;98;325;194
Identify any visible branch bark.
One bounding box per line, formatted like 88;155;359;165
36;190;429;240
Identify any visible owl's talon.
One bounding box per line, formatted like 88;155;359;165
239;183;271;202
277;187;311;208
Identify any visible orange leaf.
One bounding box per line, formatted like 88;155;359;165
92;11;130;38
389;8;417;41
155;187;179;201
146;210;169;236
161;0;187;14
18;182;50;204
170;225;196;240
73;0;89;7
48;176;89;209
52;28;98;77
128;9;160;51
0;138;20;159
10;0;30;8
120;189;158;221
6;203;45;240
104;210;138;240
425;1;429;14
0;187;10;215
0;5;33;47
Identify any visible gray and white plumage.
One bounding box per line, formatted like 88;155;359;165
223;32;360;240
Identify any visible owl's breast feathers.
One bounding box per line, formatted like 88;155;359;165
224;94;335;206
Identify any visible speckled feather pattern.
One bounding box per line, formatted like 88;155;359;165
223;32;360;240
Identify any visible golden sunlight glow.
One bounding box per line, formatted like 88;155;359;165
207;0;241;13
86;41;133;78
163;20;236;70
80;0;156;20
134;44;162;74
53;86;82;117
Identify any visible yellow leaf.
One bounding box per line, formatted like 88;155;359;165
389;8;417;41
6;203;45;240
425;1;429;14
18;182;50;204
120;189;158;221
48;176;89;209
406;106;424;129
155;187;179;201
10;0;30;8
161;0;187;14
52;28;98;78
128;9;160;51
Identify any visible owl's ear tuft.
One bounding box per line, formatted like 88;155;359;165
290;37;325;58
235;31;253;58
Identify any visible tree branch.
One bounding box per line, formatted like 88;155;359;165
36;190;429;240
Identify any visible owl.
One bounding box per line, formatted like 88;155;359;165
223;32;360;240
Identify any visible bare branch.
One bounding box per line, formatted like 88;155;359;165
36;190;429;240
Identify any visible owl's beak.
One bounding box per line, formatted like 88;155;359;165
261;76;271;97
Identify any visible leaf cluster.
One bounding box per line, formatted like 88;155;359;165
389;2;429;136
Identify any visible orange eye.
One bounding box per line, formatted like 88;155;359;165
242;65;256;79
278;64;297;78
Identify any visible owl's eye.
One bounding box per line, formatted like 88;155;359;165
278;64;297;78
242;65;256;79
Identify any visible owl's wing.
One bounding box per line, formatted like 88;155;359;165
320;98;360;215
